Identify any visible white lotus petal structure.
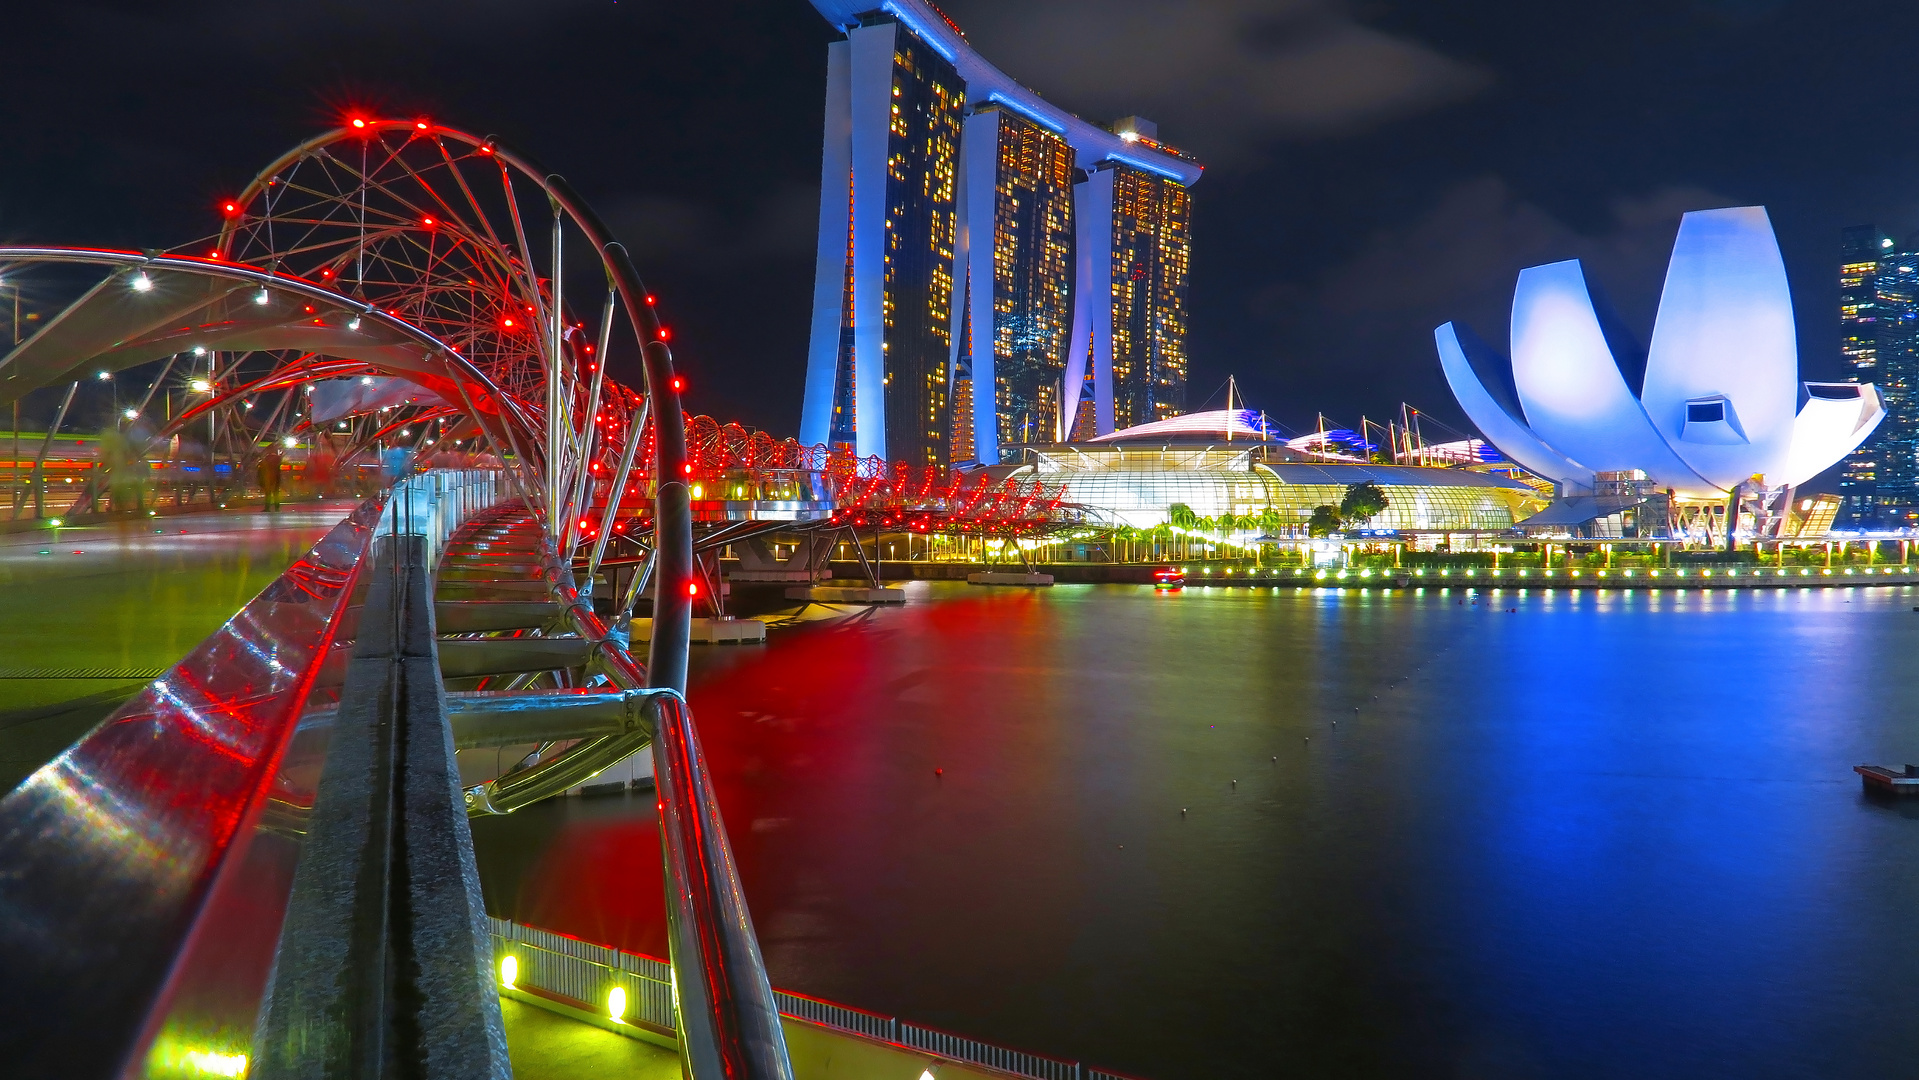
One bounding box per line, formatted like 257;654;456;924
1436;206;1883;498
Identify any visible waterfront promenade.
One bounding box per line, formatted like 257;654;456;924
776;558;1919;590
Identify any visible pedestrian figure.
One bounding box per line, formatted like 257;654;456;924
258;445;284;511
307;444;336;498
381;445;413;486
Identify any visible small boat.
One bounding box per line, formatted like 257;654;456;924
1855;763;1919;795
1153;566;1185;590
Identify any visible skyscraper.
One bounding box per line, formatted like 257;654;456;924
1838;225;1919;526
803;0;1203;465
1104;147;1192;431
1839;225;1887;521
957;105;1076;451
803;12;964;465
1872;243;1919;523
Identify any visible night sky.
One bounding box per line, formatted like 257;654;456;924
10;0;1919;478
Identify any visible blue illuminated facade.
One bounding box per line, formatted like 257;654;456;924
1438;206;1884;499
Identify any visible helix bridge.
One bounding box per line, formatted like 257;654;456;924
0;120;1086;1080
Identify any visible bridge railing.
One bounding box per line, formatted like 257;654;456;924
487;917;1150;1080
0;469;517;1076
0;494;393;1075
378;467;507;569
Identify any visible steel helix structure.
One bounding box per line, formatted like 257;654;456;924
0;118;793;1080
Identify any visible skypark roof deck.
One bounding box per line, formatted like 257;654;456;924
807;0;1205;185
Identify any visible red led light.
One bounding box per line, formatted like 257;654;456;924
644;295;656;305
686;581;700;597
681;463;692;475
221;201;240;216
502;317;515;328
416;120;429;130
350;118;367;129
422;216;435;227
671;377;685;392
478;145;493;155
658;327;671;341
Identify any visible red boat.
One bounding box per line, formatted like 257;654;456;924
1153;566;1185;590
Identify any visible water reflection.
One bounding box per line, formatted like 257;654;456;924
472;582;1919;1079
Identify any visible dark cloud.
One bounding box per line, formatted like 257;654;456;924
934;0;1489;158
603;186;820;272
10;0;1919;465
1227;178;1737;432
1312;178;1732;340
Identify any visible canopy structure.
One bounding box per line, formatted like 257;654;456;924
0;248;532;481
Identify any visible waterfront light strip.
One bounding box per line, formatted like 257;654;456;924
1160;564;1917;588
489;918;1140;1080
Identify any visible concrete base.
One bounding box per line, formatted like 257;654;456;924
729;569;826;583
626;617;766;644
967;571;1055;586
785;585;906;604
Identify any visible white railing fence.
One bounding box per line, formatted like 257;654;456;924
487;917;1149;1080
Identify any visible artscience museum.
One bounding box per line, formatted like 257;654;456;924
1436;207;1883;530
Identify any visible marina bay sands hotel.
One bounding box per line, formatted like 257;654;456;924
800;0;1203;465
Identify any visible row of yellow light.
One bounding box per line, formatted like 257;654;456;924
1176;565;1913;580
501;954;630;1023
496;953;940;1079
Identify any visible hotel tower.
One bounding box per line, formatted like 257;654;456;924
800;1;1203;465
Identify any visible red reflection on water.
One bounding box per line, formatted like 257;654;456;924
485;589;1064;965
511;814;668;958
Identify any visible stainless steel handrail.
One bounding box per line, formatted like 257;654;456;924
0;495;392;1076
529;535;793;1080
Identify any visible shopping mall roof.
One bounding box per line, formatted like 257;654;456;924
1088;409;1272;444
1256;461;1535;491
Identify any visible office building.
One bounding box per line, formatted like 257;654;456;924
1841;228;1919;527
1838;225;1888;521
